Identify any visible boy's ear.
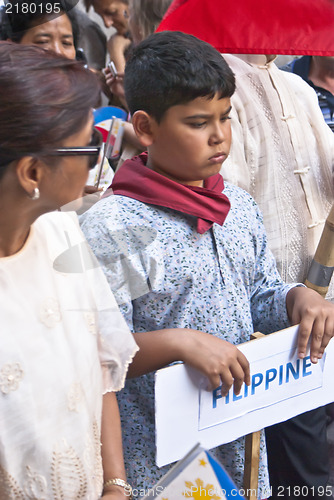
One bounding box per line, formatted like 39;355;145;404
131;110;156;148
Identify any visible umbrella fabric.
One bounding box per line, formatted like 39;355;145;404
156;0;334;56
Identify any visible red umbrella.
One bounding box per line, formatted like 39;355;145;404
156;0;334;56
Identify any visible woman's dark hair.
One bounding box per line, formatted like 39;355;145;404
124;31;235;123
0;0;80;49
84;0;129;12
130;0;173;41
0;41;100;174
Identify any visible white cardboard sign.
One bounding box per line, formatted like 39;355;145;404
155;325;334;467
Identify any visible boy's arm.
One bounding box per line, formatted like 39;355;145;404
80;208;250;395
286;286;334;363
127;328;250;396
100;392;129;499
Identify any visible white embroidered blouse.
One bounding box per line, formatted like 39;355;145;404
0;211;138;499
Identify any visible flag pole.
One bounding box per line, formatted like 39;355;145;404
243;331;265;500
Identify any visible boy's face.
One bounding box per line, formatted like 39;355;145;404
146;94;232;187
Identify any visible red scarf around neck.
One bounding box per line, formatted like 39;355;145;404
110;152;230;234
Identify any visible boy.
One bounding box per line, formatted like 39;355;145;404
80;31;334;498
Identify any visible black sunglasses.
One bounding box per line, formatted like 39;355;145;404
41;128;103;170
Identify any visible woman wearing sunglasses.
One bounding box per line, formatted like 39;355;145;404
0;41;137;499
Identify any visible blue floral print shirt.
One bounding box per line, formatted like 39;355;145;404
80;182;297;499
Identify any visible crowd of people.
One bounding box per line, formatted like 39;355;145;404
0;0;334;499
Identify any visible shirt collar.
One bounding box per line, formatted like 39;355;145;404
226;54;277;67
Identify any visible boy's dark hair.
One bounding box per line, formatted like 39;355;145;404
124;31;235;122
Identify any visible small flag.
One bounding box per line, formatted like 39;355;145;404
143;444;246;499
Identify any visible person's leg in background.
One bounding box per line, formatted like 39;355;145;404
326;404;334;500
265;407;330;500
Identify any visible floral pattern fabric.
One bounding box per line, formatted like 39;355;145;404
81;183;298;499
0;211;137;499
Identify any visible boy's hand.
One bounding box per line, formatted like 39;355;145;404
286;287;334;363
130;329;250;394
181;330;250;394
